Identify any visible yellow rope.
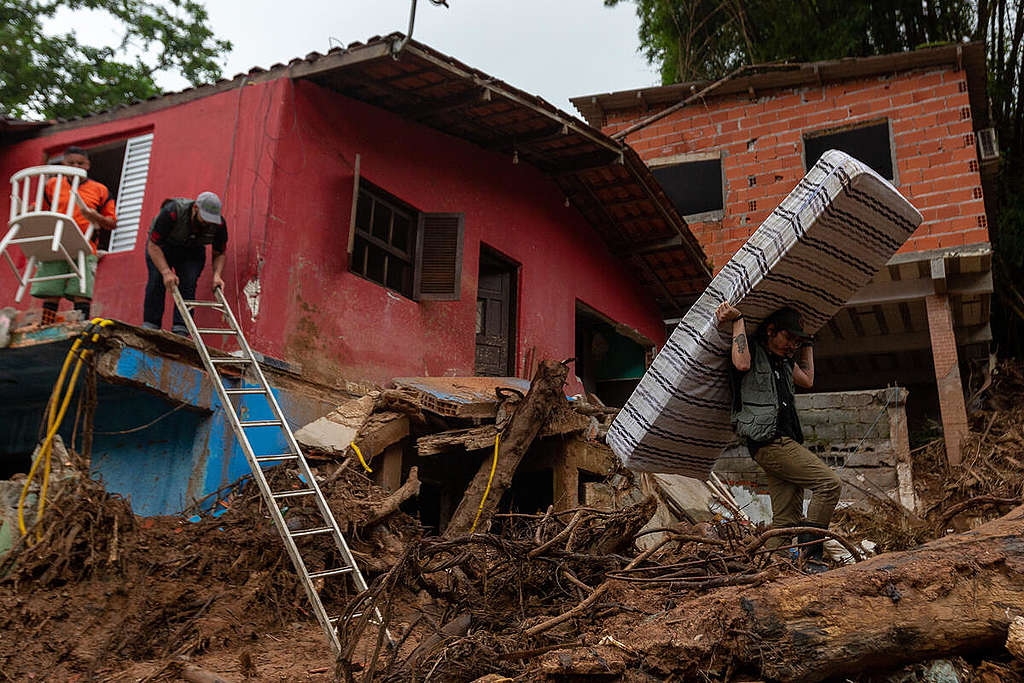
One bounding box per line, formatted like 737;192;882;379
17;319;113;540
470;432;500;534
351;442;372;473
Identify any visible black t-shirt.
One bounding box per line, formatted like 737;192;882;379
745;346;803;453
150;201;228;253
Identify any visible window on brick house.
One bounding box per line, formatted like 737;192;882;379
649;153;724;219
349;183;464;300
804;120;895;181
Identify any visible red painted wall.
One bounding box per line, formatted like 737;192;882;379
0;80;280;329
601;67;989;272
1;78;665;389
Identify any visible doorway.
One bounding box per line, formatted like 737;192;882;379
475;247;518;376
575;302;653;407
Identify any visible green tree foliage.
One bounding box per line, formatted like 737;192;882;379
0;0;231;120
610;0;1024;354
604;0;974;83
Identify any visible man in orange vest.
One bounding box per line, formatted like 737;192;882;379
31;146;117;324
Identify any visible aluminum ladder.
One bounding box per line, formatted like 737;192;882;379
172;285;382;655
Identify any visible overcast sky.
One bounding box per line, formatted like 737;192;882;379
47;0;661;116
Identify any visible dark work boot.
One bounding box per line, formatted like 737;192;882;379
797;524;830;574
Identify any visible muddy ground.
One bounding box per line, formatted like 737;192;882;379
2;365;1024;682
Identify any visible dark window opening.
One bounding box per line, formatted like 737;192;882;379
651;158;723;217
804;121;894;180
351;186;416;298
0;452;33;480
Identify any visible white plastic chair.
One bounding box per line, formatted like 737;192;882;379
2;165;95;302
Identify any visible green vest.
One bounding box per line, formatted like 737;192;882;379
155;198;220;248
731;342;796;443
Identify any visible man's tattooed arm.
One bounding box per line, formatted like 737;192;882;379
734;333;747;354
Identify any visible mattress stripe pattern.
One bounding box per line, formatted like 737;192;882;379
608;150;924;478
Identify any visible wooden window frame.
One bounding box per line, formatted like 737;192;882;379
350;184;417;298
348;181;464;301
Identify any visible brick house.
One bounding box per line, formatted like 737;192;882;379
573;42;994;465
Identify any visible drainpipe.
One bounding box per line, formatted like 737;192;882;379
391;0;419;58
391;0;448;58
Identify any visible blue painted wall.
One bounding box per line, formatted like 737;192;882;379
1;339;337;517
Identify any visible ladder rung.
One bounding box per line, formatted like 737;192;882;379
211;357;253;365
255;453;298;463
196;328;236;335
240;419;283;428
271;488;315;499
225;387;267;395
289;526;334;538
308;566;355;579
184;300;223;308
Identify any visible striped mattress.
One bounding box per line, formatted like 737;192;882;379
607;150;923;478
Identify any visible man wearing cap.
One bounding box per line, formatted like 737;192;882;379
143;192;227;335
716;302;841;572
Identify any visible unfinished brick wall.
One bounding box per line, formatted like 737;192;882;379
713;387;915;521
602;68;989;272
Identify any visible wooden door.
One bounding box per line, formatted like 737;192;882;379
475;251;516;376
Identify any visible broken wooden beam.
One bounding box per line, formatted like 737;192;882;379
416;404;595;457
443;360;569;537
353;411;410;461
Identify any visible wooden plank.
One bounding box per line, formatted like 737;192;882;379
347;154;360;254
353;411;409;460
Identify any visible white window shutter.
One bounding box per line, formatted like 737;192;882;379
108;133;153;253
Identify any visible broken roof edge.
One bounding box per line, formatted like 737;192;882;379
571;41;989;129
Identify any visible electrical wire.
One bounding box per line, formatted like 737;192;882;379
470;433;500;534
17;319;114;541
351;442;372;473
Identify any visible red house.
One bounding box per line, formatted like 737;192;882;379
573;42;995;464
0;35;710;404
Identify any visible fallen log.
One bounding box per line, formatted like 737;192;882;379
443;360;568;537
618;504;1024;682
363;467;420;527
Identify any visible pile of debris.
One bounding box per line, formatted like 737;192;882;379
1;359;1024;681
292;360;619;537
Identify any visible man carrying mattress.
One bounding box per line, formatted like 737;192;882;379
716;301;841;573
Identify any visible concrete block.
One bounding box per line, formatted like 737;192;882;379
845;446;895;467
819;393;843;409
842;392;877;408
839;466;899;495
294;395;375;455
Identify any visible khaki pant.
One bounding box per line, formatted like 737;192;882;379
753;437;842;543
